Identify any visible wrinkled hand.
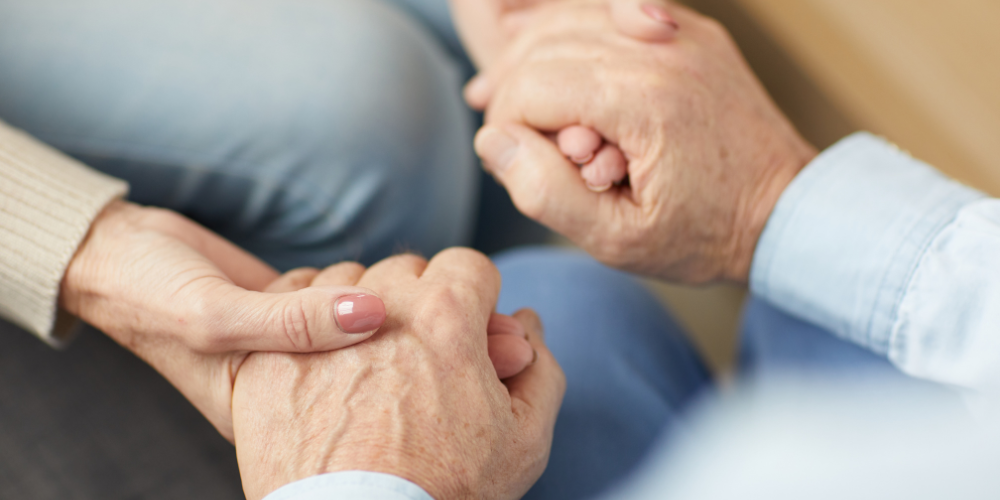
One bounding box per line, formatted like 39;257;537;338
459;0;680;109
265;261;538;379
455;0;679;194
59;200;386;440
232;249;566;500
474;1;817;283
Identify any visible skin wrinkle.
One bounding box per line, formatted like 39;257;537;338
279;294;313;350
477;1;818;284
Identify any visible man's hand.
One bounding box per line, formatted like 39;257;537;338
59;200;386;440
232;249;566;500
474;1;817;284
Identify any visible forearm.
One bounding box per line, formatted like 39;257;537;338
0;119;127;344
750;133;1000;400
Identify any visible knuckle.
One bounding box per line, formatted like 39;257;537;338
390;252;429;269
439;247;496;275
187;297;230;352
278;297;314;350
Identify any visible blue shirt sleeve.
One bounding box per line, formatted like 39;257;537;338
749;132;985;355
263;471;435;500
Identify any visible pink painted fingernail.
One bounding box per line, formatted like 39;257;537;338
642;3;680;30
334;294;386;334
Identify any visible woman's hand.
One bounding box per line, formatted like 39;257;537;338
232;249;565;500
59;200;386;440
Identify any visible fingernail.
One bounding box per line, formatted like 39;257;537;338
571;153;595;165
586;182;613;192
334;294;386;334
531;348;538;365
641;3;680;30
477;127;519;174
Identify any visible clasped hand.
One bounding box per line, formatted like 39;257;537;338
468;0;818;284
233;250;565;500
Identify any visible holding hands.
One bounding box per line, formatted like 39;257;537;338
469;0;817;284
58;1;822;497
59;200;388;440
233;250;564;499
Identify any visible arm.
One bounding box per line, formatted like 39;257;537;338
752;132;999;406
474;1;1000;402
0;119;126;343
0;118;387;440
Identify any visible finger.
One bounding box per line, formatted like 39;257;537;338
191;282;386;352
489;334;535;379
143;208;279;292
505;309;565;430
464;74;493;111
311;261;366;287
475;123;600;234
356;253;428;292
611;0;680;42
557;126;603;164
421;248;502;320
488;313;533;380
263;267;321;293
488;312;527;338
581;143;629;192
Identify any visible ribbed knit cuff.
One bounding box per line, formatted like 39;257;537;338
0;120;128;346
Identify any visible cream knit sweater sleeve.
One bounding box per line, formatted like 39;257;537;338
0;119;128;345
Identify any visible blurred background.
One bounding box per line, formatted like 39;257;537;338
625;0;1000;377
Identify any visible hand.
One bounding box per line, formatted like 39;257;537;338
232;249;566;500
473;1;817;284
59;200;386;440
460;0;680;109
454;0;674;194
265;262;538;380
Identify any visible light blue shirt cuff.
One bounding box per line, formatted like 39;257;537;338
263;471;435;500
749;132;986;355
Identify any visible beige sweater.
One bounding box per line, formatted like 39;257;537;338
0;119;128;345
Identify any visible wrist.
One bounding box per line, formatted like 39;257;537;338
723;136;817;284
59;199;139;315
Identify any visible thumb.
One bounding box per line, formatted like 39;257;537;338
192;283;386;352
475;123;600;235
611;0;680;42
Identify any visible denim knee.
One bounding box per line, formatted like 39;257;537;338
0;0;478;270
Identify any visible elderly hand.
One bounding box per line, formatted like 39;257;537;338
473;0;817;284
59;200;386;440
232;249;566;500
266;261;538;380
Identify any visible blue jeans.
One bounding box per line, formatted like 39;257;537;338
494;247;902;500
0;0;477;270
